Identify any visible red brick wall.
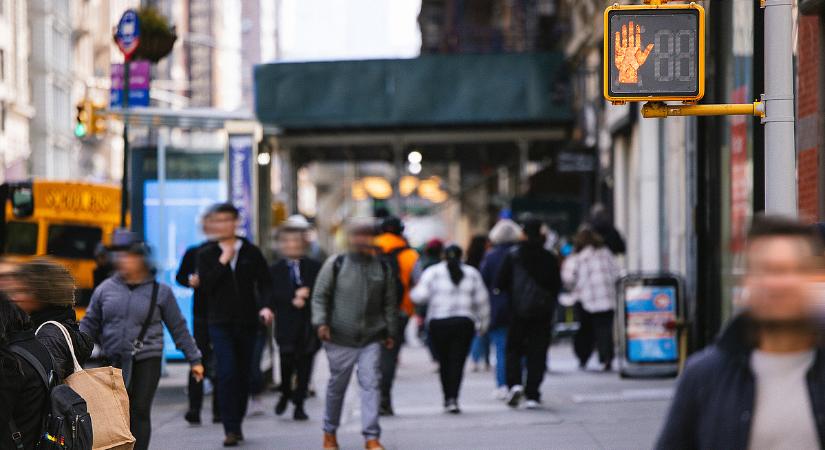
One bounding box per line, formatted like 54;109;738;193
797;15;822;221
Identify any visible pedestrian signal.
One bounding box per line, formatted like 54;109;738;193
604;3;705;103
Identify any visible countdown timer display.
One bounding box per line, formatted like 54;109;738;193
604;3;705;102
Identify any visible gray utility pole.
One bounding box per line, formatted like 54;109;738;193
763;0;797;215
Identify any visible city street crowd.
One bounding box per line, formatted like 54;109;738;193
2;204;825;450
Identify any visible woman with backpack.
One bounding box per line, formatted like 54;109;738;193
0;294;51;450
562;226;621;371
81;242;203;450
2;260;94;381
411;245;490;414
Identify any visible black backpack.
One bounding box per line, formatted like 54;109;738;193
509;248;555;319
9;338;92;450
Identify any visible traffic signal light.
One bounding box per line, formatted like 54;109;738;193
75;102;89;138
74;101;107;138
91;103;107;135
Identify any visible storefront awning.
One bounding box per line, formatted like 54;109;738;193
254;53;572;130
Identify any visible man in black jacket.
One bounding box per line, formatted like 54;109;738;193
270;222;322;421
176;210;219;425
496;218;561;409
656;215;825;449
197;203;274;447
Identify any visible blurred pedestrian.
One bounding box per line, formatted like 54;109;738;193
312;219;399;450
587;204;625;255
93;243;114;290
655;216;825;449
562;226;620;371
81;242;203;450
0;295;51;450
176;210;220;425
466;235;492;372
411;244;489;414
374;216;419;416
3;260;93;381
411;239;444;361
195;203;274;447
479;219;523;399
496;218;561;409
270;219;322;421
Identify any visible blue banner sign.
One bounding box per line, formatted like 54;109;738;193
228;134;255;240
624;285;678;362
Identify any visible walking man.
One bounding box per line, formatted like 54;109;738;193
312;219;399;450
655;216;825;449
374;215;418;416
496;217;561;409
270;218;322;421
197;203;274;447
176;210;220;425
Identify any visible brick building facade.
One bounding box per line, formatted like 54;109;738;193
797;2;825;221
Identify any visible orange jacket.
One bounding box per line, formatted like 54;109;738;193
374;232;419;317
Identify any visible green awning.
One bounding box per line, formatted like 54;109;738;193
254;53;571;129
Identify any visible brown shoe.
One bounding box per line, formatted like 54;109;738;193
365;438;385;450
323;432;340;450
223;433;242;447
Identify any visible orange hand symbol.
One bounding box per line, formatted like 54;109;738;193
614;21;654;84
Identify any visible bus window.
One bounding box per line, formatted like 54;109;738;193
11;186;33;217
5;221;38;254
47;225;103;259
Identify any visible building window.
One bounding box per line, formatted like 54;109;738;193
0;102;5;133
0;49;5;81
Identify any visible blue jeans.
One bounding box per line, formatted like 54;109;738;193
470;333;491;364
209;323;257;435
488;328;508;388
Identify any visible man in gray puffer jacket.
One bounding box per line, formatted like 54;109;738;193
312;219;399;450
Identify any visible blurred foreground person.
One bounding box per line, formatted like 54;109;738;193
411;245;489;413
196;203;273;446
176;210;220;425
374;216;418;417
82;242;203;450
562;227;620;371
655;216;825;449
496;218;561;409
5;260;93;380
312;220;399;450
0;295;50;450
479;219;522;399
271;221;322;421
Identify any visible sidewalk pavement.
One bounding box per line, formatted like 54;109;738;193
149;341;675;449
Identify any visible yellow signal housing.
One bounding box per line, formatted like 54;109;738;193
604;2;706;104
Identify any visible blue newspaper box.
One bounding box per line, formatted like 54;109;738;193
617;274;683;378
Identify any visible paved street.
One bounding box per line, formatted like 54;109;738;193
150;340;675;449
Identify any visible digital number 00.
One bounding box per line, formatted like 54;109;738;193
653;29;695;83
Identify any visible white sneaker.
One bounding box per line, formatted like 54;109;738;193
247;395;266;417
493;386;508;400
525;400;542;410
506;385;524;408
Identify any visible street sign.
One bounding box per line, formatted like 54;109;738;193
110;62;150;108
604;3;705;103
115;9;141;60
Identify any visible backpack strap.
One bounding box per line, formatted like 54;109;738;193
327;255;346;318
8;343;52;389
35;321;82;373
133;282;159;355
8;417;23;450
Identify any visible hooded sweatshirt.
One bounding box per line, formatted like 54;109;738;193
81;275;201;364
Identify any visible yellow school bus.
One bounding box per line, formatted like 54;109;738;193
0;180;122;317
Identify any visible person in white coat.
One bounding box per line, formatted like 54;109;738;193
562;226;621;371
411;245;490;414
